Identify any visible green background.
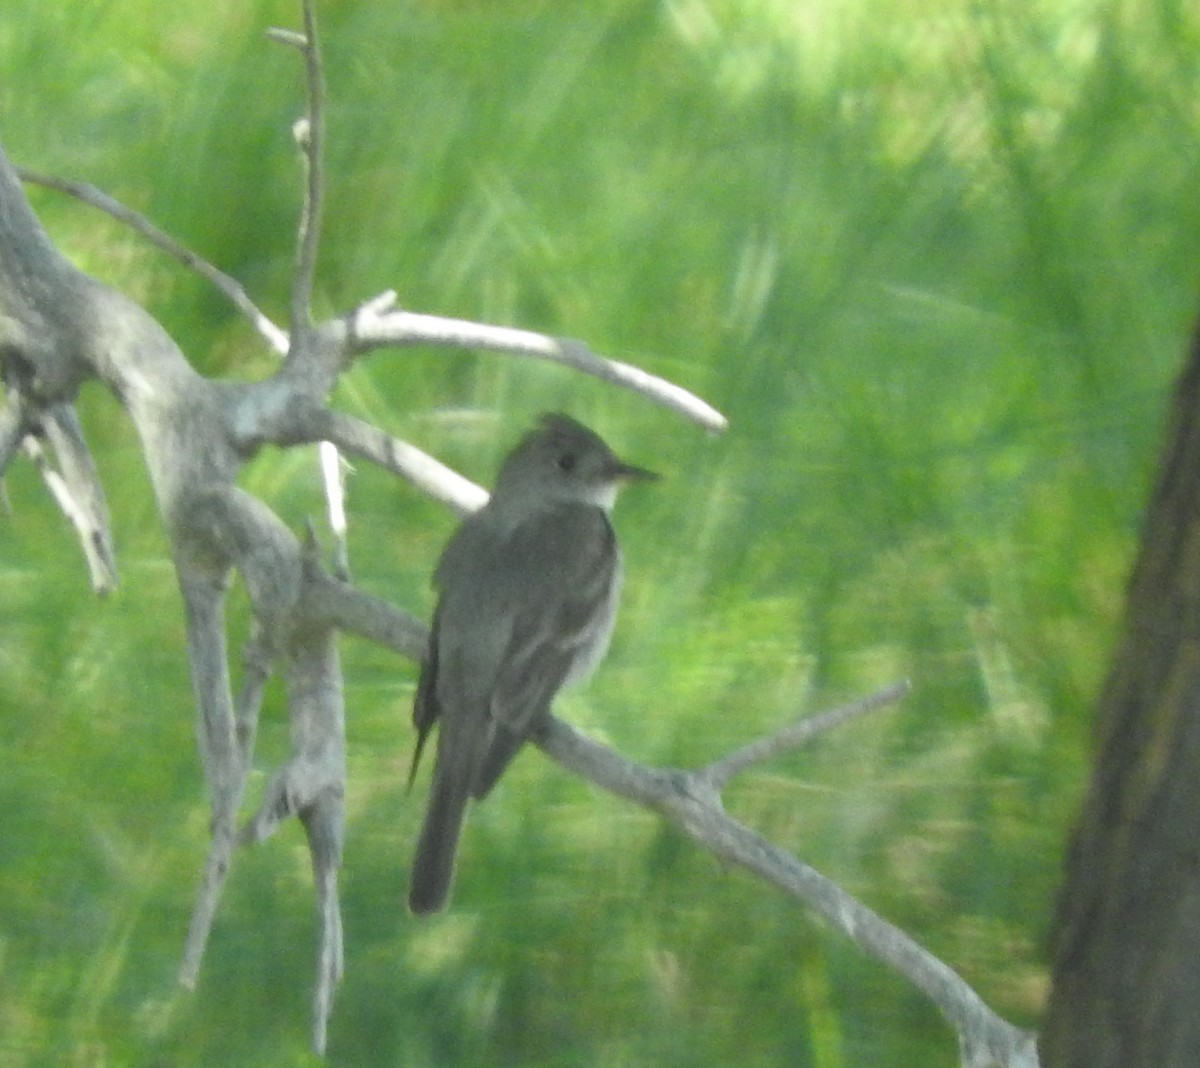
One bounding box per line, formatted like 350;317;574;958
1;0;1197;1064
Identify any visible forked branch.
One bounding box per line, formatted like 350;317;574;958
0;1;1034;1064
537;688;1040;1068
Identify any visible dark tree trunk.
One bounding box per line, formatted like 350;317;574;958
1043;311;1200;1066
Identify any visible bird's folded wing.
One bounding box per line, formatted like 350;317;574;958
473;504;619;794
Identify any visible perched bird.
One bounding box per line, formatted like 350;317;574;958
408;413;657;914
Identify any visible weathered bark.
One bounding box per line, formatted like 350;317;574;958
1043;311;1200;1066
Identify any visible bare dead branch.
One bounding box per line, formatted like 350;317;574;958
536;710;1040;1068
316;409;488;515
702;679;912;792
348;293;729;433
38;401;118;593
15;167;289;355
273;2;347;584
177;571;244;990
302;775;345;1057
0;8;1033;1064
302;566;429;662
282;0;326;333
235;529;346;1054
18;402;119;593
14;167;364;584
308;814;344;1055
318;441;351;578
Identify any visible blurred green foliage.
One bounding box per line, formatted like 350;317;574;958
1;0;1198;1064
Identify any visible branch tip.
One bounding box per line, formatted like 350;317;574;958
292;117;312;149
266;27;308;49
364;289;399;315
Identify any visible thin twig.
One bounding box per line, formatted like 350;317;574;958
284;0;325;333
272;2;345;578
702;679;911;791
15;168;289;355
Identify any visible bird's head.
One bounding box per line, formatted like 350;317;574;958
493;413;659;510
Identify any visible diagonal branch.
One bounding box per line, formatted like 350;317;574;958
701;679;911;792
535;704;1040;1068
15;167;289;355
294;407;488;516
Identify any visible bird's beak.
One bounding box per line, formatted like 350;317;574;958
610;459;660;483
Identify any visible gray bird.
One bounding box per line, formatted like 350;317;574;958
408;413;657;914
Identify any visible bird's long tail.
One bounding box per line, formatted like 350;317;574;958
408;764;470;915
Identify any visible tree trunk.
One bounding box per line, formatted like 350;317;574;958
1043;310;1200;1066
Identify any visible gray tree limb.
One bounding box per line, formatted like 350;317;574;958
0;1;1032;1062
0;106;721;1049
537;701;1040;1068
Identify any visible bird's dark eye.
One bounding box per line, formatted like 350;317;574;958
556;452;577;473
